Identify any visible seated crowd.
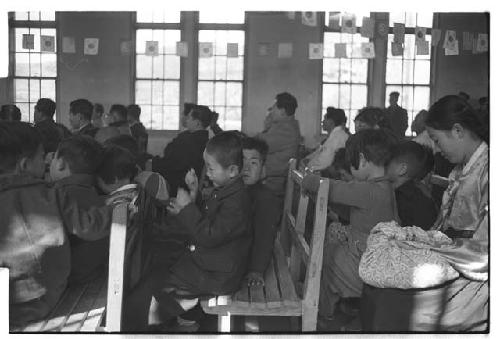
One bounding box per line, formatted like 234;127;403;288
0;91;489;332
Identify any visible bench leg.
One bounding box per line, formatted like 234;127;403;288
218;314;231;332
301;305;318;331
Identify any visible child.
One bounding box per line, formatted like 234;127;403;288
33;98;72;154
68;99;98;137
104;104;132;135
152;104;211;196
152;131;252;330
49;135;108;285
127;104;149;155
0;122;113;328
386;141;438;230
301;129;399;323
241;137;282;286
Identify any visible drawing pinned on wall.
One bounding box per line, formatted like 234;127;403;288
84;38;99;55
376;21;389;39
227;43;239;57
278;42;293;58
120;40;132;55
391;42;403;56
444;40;459;56
415;27;427;42
62;36;76;53
22;34;34;50
145;41;159;56
176;41;188;57
360;17;374;38
40;35;55;52
476;33;488;53
257;43;271;56
341;14;356;34
302;12;317;27
443;30;456;50
334;43;347;58
199;42;213;57
416;40;429;55
328;12;341;30
308;43;323;59
431;29;442;46
393;23;405;44
361;42;375;58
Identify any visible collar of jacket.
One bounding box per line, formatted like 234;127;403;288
0;173;46;192
212;176;245;200
54;173;96;188
109;120;129;128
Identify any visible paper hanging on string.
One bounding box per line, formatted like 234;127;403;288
361;42;375;58
443;30;456;50
476;33;488;53
391;42;403;56
360;17;374;38
444;40;459;55
415;27;427;42
462;32;473;51
278;42;293;58
227;43;239;57
393;23;405;44
176;41;188;57
341;14;356;34
22;34;34;50
40;35;55;52
84;38;99;55
199;42;213;57
258;43;270;56
416;40;429;55
334;43;347;58
120;40;132;56
62;37;76;53
328;12;341;30
145;41;159;56
302;12;317;27
431;29;441;46
377;22;389;39
286;12;295;20
309;43;323;59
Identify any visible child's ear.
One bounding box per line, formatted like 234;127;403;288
451;122;465;139
398;163;408;176
228;164;240;178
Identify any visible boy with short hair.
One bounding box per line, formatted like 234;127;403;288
105;104;131;135
152;131;252;329
34;98;72;153
241;137;282;286
69;99;98;137
50;135;108;285
302;129;399;323
386;141;438;230
0;122;113;328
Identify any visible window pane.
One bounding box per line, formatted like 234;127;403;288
214;56;227;80
15;79;29;102
135;80;152;104
152;55;164;78
162;30;180;54
137;11;180;23
30;55;41;77
163;81;179;106
323;58;340;82
226;82;242;106
41;53;57;77
15;53;30;76
136;54;153;78
417;13;433;27
339;85;351;109
226;57;243;80
401;60;415;84
151;105;164;130
414;86;430;111
17;103;30;121
399;86;414;110
141;105;152;129
151;81;163;105
351;85;367;109
322;84;340;108
403;34;416;59
162;105;179;130
386;59;403;83
29;12;40;21
40;80;55;100
224;107;241;130
136;29;152;54
389;12;406;26
164;55;180;79
351;59;368;83
15;12;29;20
15;28;29;52
198;81;215;106
414;60;430;84
214;82;226;106
198;57;215;80
29;79;40;102
199;10;245;23
40;12;56;21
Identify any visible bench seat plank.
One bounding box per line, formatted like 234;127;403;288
61;276;107;332
39;284;88;331
79;276;108;332
232;285;250;307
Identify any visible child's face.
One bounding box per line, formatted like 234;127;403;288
354;120;371;133
69;112;81;130
322;116;335;132
203;150;238;187
21;144;45;178
185;112;201;131
386;160;404;182
242;149;264;185
426;126;463;164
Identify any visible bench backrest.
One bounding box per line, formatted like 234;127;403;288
278;159;329;317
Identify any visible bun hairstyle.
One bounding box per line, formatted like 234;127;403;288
426;95;488;144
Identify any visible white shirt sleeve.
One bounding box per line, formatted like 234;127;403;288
308;128;349;171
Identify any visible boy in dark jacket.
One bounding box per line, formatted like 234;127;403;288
386;141;438;230
0;122;113;329
49;135;108;285
241;137;282;286
152;132;252;329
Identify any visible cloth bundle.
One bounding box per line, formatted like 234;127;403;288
359;221;459;289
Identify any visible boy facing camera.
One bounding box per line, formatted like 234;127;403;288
50;135;108;285
152;132;252;329
241;137;282;286
386;141;438;230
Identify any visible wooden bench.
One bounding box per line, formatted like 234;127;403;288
11;203;130;332
201;159;329;332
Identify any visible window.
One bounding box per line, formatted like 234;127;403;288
386;12;433;136
135;11;181;130
322;12;370;133
197;11;245;131
10;12;57;122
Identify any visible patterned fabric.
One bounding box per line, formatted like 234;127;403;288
359;221;459;289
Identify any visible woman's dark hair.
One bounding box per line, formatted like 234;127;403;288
354;107;391;130
426;95;488;143
325;107;347;126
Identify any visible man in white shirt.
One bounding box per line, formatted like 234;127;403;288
304;107;350;172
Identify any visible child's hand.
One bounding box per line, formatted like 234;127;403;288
185;168;198;199
166;199;182;215
176;188;192;209
301;173;321;194
246;271;265;286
